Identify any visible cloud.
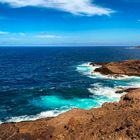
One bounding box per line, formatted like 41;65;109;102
18;32;25;36
8;37;19;40
36;33;62;39
0;0;114;16
0;31;26;36
0;31;62;39
0;31;9;35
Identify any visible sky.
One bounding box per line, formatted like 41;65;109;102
0;0;140;46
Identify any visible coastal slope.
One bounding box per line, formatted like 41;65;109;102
0;89;140;140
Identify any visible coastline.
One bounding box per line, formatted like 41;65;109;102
0;60;140;140
0;88;140;140
90;60;140;76
135;46;140;49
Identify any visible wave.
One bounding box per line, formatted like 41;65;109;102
88;83;125;99
77;62;140;81
2;109;66;124
77;62;140;101
76;62;101;75
1;62;139;124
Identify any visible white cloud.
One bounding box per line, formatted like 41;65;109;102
0;0;114;16
0;31;62;39
37;33;62;39
0;31;26;37
0;31;9;35
8;37;19;40
18;32;25;36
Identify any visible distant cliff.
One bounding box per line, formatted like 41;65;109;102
136;46;140;49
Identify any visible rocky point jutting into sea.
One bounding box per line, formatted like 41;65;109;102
0;60;140;140
136;46;140;49
90;60;140;76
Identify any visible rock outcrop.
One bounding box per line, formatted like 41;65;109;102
136;46;140;49
0;89;140;140
92;60;140;76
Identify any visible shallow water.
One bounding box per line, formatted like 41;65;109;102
0;46;140;123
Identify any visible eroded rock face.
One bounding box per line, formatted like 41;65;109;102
0;89;140;140
93;60;140;76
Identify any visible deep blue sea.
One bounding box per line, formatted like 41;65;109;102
0;46;140;123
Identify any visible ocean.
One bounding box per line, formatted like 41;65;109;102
0;46;140;123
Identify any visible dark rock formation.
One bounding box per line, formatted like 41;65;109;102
115;88;139;94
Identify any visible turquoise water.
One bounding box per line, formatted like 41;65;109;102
0;47;140;123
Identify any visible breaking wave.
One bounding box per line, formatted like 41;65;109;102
4;110;66;123
1;62;140;124
77;62;140;101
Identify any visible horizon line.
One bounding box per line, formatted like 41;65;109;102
0;45;135;47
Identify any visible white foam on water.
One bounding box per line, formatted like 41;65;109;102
89;73;131;80
88;83;125;99
2;62;139;124
77;62;140;103
126;77;140;88
90;67;135;80
77;62;140;84
76;62;101;75
76;63;133;80
4;109;67;123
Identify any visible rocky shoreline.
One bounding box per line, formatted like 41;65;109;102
90;60;140;76
0;89;140;140
135;46;140;49
0;60;140;140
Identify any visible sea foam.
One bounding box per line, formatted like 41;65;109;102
88;83;124;99
77;62;140;82
77;62;140;101
1;62;140;124
5;110;66;123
